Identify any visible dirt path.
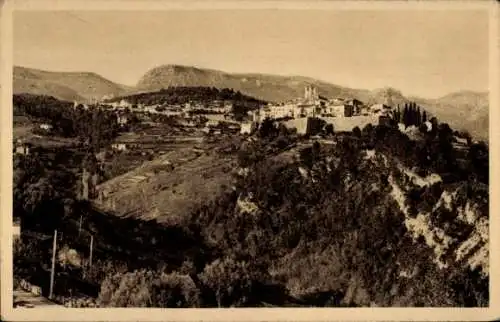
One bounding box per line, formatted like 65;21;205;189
13;290;62;308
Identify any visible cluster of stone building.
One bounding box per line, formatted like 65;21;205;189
69;96;239;137
249;85;393;122
100;98;234;116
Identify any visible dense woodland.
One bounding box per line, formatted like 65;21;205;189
107;87;265;108
13;94;141;151
106;86;266;121
13;95;489;307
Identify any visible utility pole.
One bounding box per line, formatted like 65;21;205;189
59;231;65;271
82;234;94;280
78;215;83;237
49;229;57;300
89;235;94;269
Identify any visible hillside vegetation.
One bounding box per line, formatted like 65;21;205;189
108;86;266;108
13;93;128;152
91;119;487;307
13;100;488;307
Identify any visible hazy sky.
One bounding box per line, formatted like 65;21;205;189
14;10;489;98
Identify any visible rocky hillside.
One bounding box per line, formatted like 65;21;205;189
136;64;373;104
368;87;407;107
387;158;488;277
13;66;131;102
194;123;489;306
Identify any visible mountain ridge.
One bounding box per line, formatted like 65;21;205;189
14;66;132;102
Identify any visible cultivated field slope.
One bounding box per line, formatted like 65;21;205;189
94;146;237;223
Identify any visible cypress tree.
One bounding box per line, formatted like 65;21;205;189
406;103;413;126
408;103;412;126
417;106;421;126
413;103;417;125
423;110;427;124
403;103;408;126
409;103;414;126
409;103;413;126
414;103;418;126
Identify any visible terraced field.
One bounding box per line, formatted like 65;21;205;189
95;146;237;223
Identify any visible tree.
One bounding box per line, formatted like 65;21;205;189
312;140;321;153
152;272;200;308
258;118;277;139
352;126;361;138
299;146;315;169
83;152;99;173
324;124;334;136
237;141;265;168
199;257;268;307
362;123;374;135
468;141;489;184
416;106;422;126
402;104;408;126
231;103;249;122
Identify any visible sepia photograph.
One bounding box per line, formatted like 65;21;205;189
1;0;498;320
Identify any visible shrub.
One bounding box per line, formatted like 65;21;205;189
98;269;200;308
199;256;268;307
152;271;200;307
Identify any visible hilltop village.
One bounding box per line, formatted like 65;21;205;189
64;85;396;141
100;85;381;120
